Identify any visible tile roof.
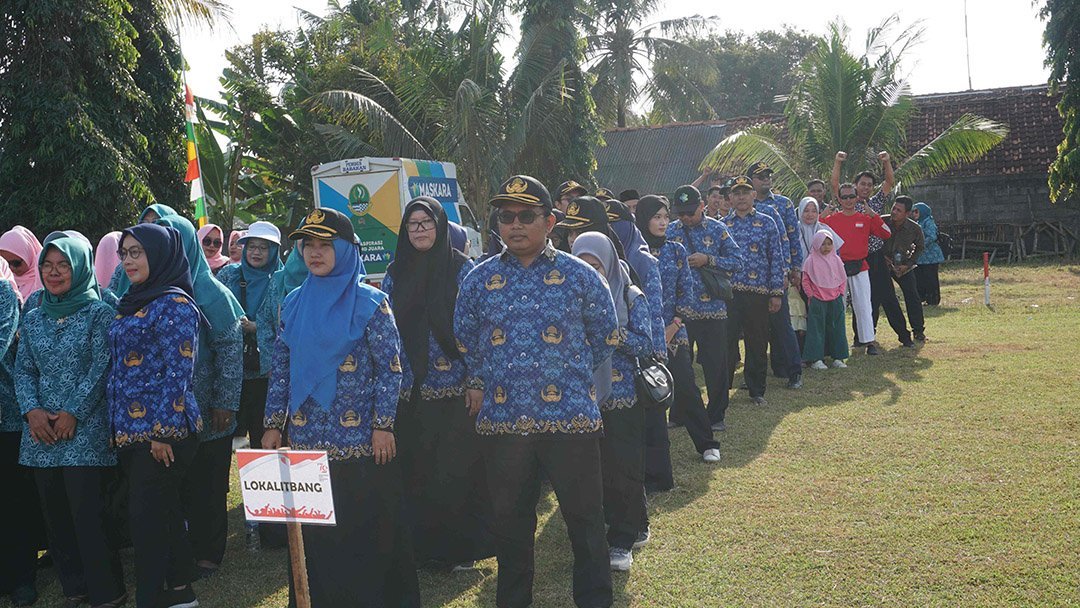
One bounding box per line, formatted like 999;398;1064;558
594;85;1063;193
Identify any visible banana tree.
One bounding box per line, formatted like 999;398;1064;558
701;16;1008;200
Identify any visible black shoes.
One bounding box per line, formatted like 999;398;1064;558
787;373;802;389
866;343;881;355
11;584;37;607
157;586;198;608
914;332;926;342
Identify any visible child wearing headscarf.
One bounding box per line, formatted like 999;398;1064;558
801;231;850;369
572;231;654;573
15;233;126;608
108;223;205;608
0;226;43;302
262;208;419;607
155;215;245;579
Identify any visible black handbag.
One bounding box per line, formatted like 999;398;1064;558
239;279;261;372
634;356;674;409
843;259;864;276
682;225;733;301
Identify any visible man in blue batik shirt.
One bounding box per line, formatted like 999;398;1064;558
455;175;617;608
666;185;743;430
749;162;804;389
723;176;785;406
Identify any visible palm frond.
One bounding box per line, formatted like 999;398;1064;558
700;123;806;195
895;114;1008;186
157;0;231;28
311;123;381;159
309;90;431;158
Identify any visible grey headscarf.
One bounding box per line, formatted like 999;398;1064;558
572;231;633;406
798;197;844;264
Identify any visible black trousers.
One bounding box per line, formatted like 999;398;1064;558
121;436;198;608
181;435;232;566
0;432;40;595
768;288;803;378
34;466;125;604
600;405;646;550
893;270;925;334
667;346;720;453
867;251;912;343
483;435;612;608
685;318;730;423
914;263;941;305
727;292;771;399
238;377;270;448
396;395;494;565
643;404;673;494
288;458;419;608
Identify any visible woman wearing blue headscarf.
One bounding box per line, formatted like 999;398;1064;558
262;208;419;608
911;202;944;306
108;223;204;608
107;204;180;295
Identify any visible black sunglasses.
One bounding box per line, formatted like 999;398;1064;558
497;209;545;225
7;259;23;269
202;237;223;247
840;194;857;200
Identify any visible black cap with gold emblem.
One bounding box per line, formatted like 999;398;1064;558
289;207;358;243
594;187;616;200
556;196;609;230
729;175;754;192
490;175;553;212
557;180;589;199
746;161;773;178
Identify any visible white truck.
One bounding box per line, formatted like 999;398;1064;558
311;157;482;284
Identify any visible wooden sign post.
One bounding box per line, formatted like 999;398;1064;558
237;448;335;608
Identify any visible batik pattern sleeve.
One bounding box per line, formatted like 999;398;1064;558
63;304;113;422
643;263;667;360
13;312;40;416
715;222;744;274
766;218;786;296
193;319;243;441
0;285;19;432
256;280;281;373
583;267;619;372
454;263;486;390
263;332;290;432
365;299;402;431
778;196;802;268
618;291;654;358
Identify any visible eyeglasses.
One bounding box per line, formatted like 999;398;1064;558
405;219;436;233
202;237;222;247
40;261;72;274
840;194;857;200
245;243;270;253
497;210;544;225
118;247;144;260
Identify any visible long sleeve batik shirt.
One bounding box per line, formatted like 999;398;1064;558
17;300;117;466
666;216;743;320
454;243;618;436
191;318;243;442
0;284;20;433
639;261;668;362
264;299;402;461
108;295;203;449
723;209;786;297
756;192;802;269
651;241;695;351
606;289;654;411
381;260;475;402
217;264;277;379
754;202;792;271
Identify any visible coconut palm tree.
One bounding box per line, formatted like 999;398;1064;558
700;16;1008;198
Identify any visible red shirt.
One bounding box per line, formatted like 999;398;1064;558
821;212;892;271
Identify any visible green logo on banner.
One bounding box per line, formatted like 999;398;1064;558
348;184;371;216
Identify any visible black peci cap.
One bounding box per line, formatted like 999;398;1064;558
556;196;609;230
618;189;640;202
746;161;773;178
671;185;702;212
557;180;589;198
490;175;553;211
289;207;358;243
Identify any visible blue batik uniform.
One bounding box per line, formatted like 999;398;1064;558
640;263;668;361
606;290;653;410
454;243;618;436
190;317;243;442
381;260;475;402
665;216;743;319
263;299;402;460
723;210;786;297
0;284;21;433
16;300;117;467
651;241;695;352
753;203;791;271
108;295;203;448
218;263;276;379
756;192;801;270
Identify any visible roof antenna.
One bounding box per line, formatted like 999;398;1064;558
963;0;973;90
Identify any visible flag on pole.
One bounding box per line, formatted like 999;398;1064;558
184;84;207;228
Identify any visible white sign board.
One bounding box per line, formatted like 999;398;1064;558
237;449;336;526
341;158;369;174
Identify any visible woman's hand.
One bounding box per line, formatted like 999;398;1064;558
262;429;282;450
466;389;484;416
240;317;257;335
51;411;77;440
26;409;57;445
211;408;233;434
372;430;396;465
150;440;175;467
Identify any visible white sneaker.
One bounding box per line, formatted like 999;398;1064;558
702;448;721;463
609;547;633;572
832;359;848;368
633;528;650;549
810;360;828;370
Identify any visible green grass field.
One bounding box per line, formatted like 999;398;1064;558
10;260;1079;607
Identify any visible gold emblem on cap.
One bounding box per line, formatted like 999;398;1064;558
566;201;580;216
506;178;528;194
308;209;326;224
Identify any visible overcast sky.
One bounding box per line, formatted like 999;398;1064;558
179;0;1050;106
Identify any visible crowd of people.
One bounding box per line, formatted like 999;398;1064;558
0;151;946;608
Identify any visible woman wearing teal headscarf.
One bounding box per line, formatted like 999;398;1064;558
911;202;944;305
154;214;245;578
15;234;126;607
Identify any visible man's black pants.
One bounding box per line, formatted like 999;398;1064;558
727;292;771;399
600;405;646;551
685;318;730;423
483;435;612;608
866;251;912;343
667;345;720;452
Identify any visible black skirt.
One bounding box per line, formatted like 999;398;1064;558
288;458;420;608
396;395;495;565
